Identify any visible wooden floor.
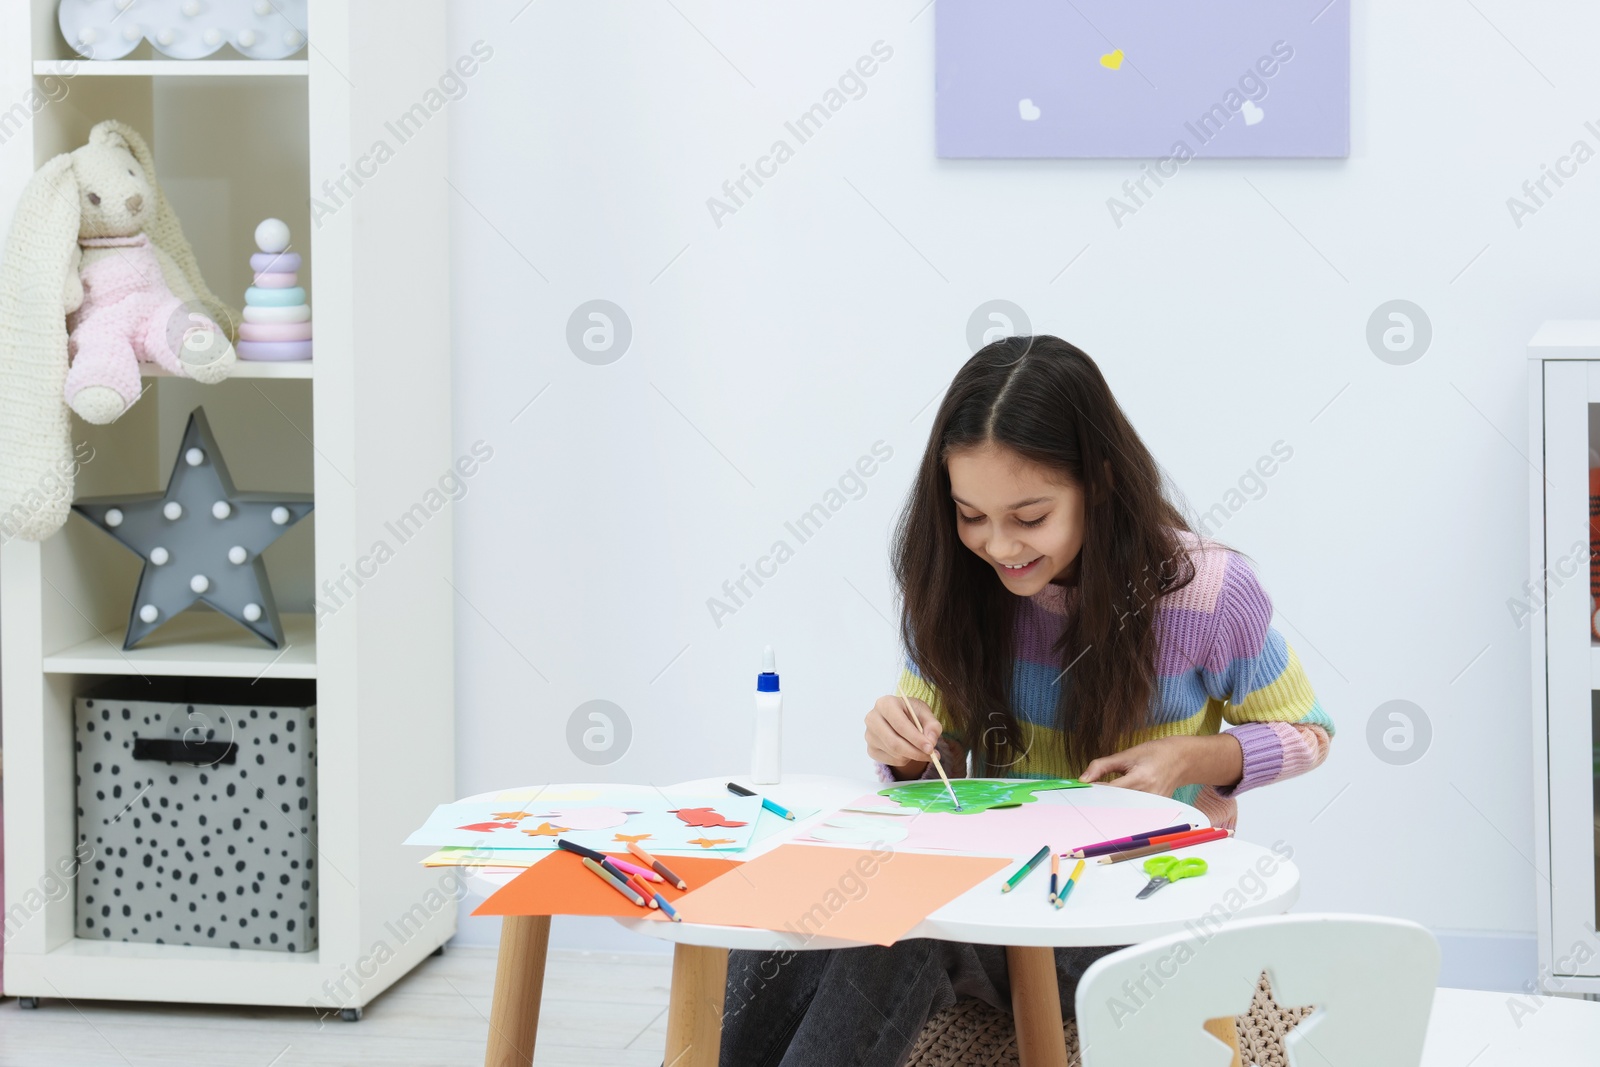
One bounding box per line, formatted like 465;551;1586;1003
0;947;673;1066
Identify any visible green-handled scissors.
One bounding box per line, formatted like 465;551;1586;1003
1136;855;1208;899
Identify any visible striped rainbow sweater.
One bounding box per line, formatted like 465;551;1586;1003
873;531;1333;829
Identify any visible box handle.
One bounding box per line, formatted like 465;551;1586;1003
132;737;238;765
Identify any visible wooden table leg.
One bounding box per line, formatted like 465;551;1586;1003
663;943;727;1067
1202;1016;1243;1067
484;915;551;1067
1007;945;1069;1067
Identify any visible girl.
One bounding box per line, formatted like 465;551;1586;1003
717;335;1334;1067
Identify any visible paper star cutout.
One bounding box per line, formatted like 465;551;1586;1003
521;822;570;837
71;406;312;649
685;836;736;849
491;811;534;821
671;807;749;828
613;833;653;843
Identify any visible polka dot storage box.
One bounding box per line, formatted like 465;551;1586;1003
74;678;317;953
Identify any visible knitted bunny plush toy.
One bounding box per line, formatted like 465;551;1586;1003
0;119;238;542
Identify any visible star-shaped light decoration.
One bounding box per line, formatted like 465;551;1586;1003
72;407;312;650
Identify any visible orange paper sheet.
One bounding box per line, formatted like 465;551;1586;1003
669;843;1009;947
472;850;744;919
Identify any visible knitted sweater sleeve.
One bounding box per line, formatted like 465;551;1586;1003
1196;553;1335;801
870;659;968;784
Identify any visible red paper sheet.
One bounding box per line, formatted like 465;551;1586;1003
669;843;1009;947
472;850;744;919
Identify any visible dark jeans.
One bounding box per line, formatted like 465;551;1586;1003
715;940;1123;1067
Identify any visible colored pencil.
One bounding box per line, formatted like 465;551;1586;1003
626;840;688;890
1055;859;1085;909
626;873;659;908
654;892;682;922
728;781;796;820
1077;826;1218;861
1065;823;1197;858
1001;845;1051;893
838;807;917;816
581;856;646;905
1049;850;1060;905
1138;827;1224;849
608;856;663;882
557;838;607;863
1097;828;1231;864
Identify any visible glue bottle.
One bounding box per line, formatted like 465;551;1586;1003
752;645;782;784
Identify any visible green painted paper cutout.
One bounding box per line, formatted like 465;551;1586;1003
876;777;1088;815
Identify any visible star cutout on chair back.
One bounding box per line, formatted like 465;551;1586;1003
71;406;312;650
1208;969;1317;1067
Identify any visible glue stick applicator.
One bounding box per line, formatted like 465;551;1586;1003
752;645;782;784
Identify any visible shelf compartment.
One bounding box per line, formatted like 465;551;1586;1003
43;610;315;678
33;59;308;77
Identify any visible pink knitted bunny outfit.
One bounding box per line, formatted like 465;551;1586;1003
64;233;219;407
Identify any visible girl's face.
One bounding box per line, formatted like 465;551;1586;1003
947;441;1086;593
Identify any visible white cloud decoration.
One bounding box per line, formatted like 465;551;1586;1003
59;0;309;61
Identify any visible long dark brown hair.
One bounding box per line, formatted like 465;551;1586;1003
893;335;1200;774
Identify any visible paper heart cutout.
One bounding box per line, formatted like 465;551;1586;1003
1241;99;1265;126
1100;49;1124;70
1018;98;1041;121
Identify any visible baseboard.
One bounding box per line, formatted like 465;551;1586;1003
1433;930;1538;992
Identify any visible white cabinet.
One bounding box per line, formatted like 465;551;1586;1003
1527;321;1600;995
0;1;457;1010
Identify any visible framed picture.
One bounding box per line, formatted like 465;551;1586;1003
935;0;1349;158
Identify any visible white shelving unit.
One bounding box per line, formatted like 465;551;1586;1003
0;1;456;1010
141;360;313;380
33;59;310;76
1527;320;1600;996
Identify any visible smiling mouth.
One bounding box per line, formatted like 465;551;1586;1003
999;557;1041;573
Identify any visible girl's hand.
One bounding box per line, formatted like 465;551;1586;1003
1080;735;1240;798
865;694;941;775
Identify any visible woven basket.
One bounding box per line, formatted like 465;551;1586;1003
905;970;1313;1067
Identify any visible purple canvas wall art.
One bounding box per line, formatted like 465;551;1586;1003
935;0;1349;159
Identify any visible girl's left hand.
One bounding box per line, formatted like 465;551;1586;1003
1079;736;1204;798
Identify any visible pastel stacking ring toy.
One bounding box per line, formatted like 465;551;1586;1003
237;340;314;361
244;286;306;307
250;251;301;273
238;321;314;342
237;218;313;362
242;305;310;324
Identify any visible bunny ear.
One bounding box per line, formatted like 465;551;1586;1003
89;119;239;341
0;153;83;542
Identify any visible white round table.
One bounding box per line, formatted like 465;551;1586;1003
462;774;1300;1067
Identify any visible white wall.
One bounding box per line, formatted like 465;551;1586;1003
441;0;1596;985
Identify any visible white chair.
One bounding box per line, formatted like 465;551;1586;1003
1074;913;1440;1066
